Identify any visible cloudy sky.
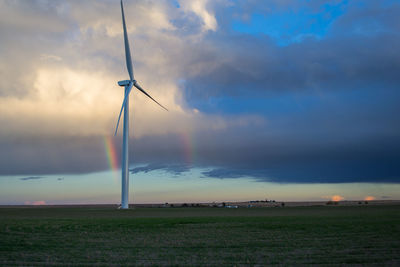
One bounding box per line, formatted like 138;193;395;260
1;0;399;204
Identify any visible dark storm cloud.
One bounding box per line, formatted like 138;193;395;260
0;135;110;175
183;34;400;102
1;126;399;183
131;163;190;176
168;0;400;183
130;131;400;183
19;176;44;181
201;169;251;179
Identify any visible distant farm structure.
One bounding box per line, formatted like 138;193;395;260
135;200;397;209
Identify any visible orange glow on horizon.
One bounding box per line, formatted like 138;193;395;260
331;195;344;201
24;200;46;205
364;196;376;201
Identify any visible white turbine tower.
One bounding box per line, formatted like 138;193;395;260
115;0;167;209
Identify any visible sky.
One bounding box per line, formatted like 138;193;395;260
0;0;399;205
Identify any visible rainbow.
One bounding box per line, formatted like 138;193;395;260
103;136;119;172
181;131;195;165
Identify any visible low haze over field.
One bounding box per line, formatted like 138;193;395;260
0;0;399;204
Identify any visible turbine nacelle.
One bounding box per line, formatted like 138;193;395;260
118;80;133;87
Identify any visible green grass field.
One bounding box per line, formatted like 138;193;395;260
1;205;399;266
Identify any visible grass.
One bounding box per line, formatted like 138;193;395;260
0;205;399;265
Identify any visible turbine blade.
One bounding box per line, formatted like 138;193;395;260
134;83;168;111
114;83;134;136
121;0;134;80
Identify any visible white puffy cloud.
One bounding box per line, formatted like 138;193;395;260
179;0;217;32
0;0;259;140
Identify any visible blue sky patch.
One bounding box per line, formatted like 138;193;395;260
231;2;348;45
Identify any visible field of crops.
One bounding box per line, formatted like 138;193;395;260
1;205;399;265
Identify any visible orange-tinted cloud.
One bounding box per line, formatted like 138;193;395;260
331;195;344;201
24;200;46;205
364;196;376;201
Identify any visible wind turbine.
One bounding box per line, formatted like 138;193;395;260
115;0;167;209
